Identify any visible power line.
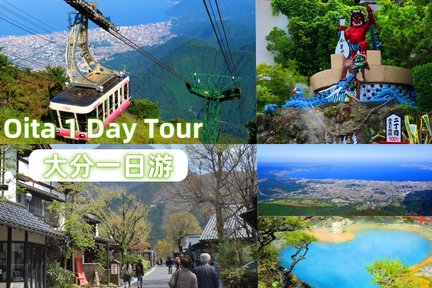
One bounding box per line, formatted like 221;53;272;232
214;0;238;78
202;0;234;78
107;27;189;82
1;0;59;32
207;0;231;74
0;2;53;35
0;12;52;42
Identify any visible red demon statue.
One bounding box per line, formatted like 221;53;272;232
340;5;375;58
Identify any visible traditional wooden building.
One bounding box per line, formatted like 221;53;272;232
0;145;64;288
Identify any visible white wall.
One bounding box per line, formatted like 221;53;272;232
11;229;25;242
28;232;45;245
18;158;63;200
256;0;288;65
1;147;17;202
0;225;7;241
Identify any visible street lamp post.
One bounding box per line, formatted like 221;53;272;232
25;192;32;211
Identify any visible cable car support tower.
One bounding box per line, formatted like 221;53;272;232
65;1;119;91
186;0;242;143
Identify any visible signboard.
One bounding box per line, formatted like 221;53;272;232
335;19;349;58
111;264;119;275
386;114;402;143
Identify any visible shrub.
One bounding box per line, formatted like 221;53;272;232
127;99;160;119
221;267;258;288
413;63;432;112
46;262;74;288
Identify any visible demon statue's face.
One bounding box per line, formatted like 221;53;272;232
351;10;365;27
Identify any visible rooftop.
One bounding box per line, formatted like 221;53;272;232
0;200;63;238
50;75;127;107
200;206;253;241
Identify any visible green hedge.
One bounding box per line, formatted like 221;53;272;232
127;99;160;119
221;267;258;288
413;63;432;112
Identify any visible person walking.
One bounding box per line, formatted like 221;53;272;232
174;256;181;271
122;261;133;288
135;260;144;288
193;253;221;288
166;257;173;274
168;255;198;288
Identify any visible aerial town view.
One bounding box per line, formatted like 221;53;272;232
258;145;432;216
0;22;174;70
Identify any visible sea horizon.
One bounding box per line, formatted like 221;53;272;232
259;162;432;182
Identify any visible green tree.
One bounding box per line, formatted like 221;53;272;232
367;258;431;288
45;65;67;99
163;211;201;252
413;63;432;112
155;238;175;258
267;0;432;74
48;183;96;268
95;187;151;259
375;0;430;67
282;230;316;275
256;63;308;111
258;217;311;288
0;48;18;106
127;99;160;119
267;0;354;76
258;216;306;248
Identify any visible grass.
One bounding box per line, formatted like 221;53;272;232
257;202;410;216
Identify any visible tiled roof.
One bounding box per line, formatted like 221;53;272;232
200;206;253;241
0;200;63;238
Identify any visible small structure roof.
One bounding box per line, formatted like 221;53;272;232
200;206;252;241
0;200;63;238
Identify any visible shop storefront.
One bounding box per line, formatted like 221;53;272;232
0;201;62;288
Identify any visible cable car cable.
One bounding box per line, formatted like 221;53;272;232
107;28;189;82
202;0;234;77
207;0;232;74
214;0;238;78
0;3;54;35
1;0;59;32
0;13;52;42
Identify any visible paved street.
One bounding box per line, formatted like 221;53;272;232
131;265;172;288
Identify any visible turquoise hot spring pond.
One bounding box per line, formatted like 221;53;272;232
280;229;432;288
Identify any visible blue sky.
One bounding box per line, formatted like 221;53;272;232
0;0;174;36
258;144;432;163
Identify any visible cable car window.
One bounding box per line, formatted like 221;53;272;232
77;110;97;132
124;83;128;100
115;90;119;109
109;94;114;113
59;112;75;129
77;114;86;132
97;103;103;120
105;96;110;118
50;110;60;128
